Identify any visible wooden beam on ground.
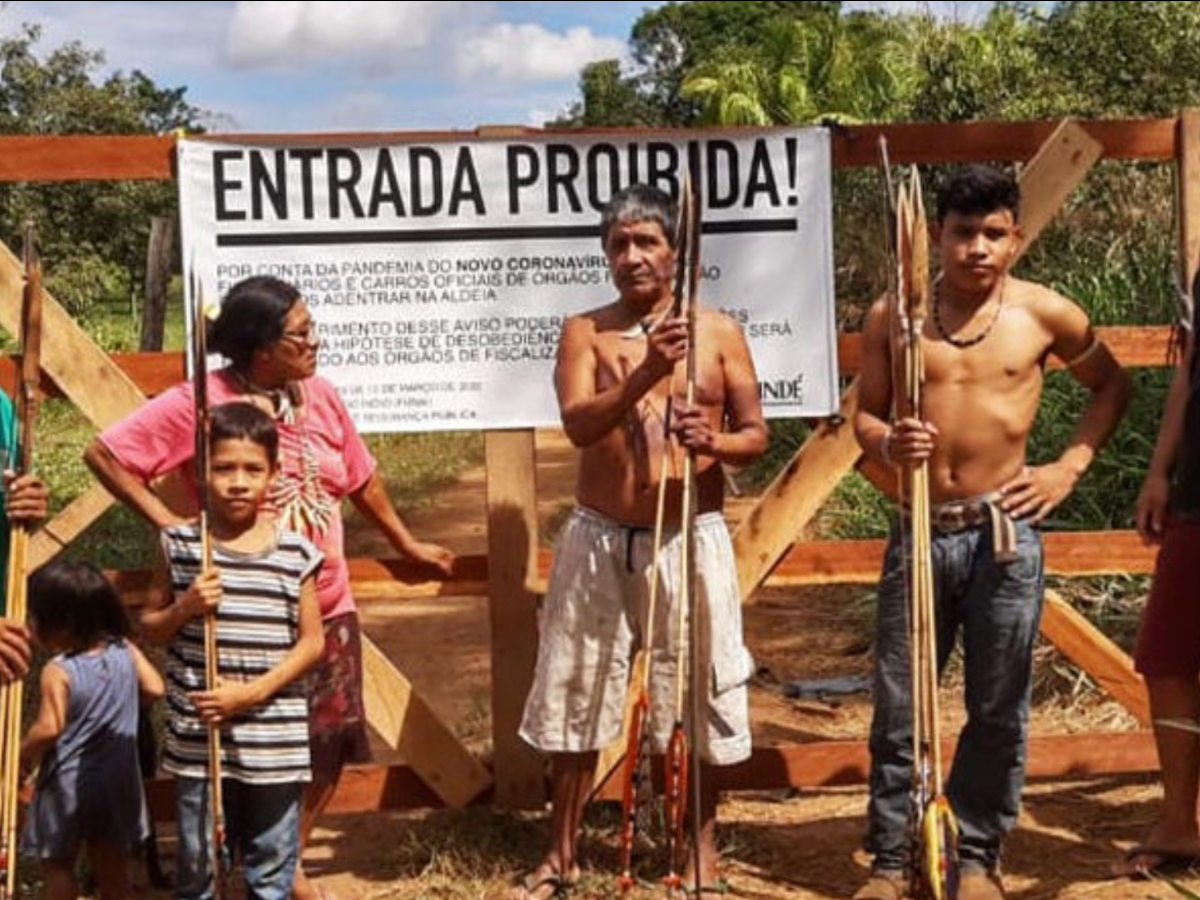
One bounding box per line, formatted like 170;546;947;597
733;381;864;604
484;429;546;808
593;732;1158;799
360;638;492;807
1041;588;1149;725
136;730;1162;817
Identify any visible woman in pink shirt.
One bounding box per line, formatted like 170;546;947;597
85;275;454;900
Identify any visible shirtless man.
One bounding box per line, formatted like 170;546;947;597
852;166;1130;900
516;184;768;899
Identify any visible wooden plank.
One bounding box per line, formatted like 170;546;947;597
719;732;1159;790
831;119;1176;168
1093;326;1174;368
107;530;1157;605
733;381;863;604
111;351;186;396
712;733;1159;791
348;555;489;600
767;530;1157;585
1012;120;1098;267
144;731;1158;816
0;135;178;182
29;484;116;570
484;429;546;808
0;120;1177;184
1015;121;1103;256
1040;588;1149;725
361;637;491;807
0;242;147;429
1179;109;1200;302
144;761;448;821
0;324;1173;406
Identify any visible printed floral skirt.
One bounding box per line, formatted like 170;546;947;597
309;611;371;785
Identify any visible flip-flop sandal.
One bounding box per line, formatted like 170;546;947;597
1114;845;1200;880
518;869;571;900
669;879;732;898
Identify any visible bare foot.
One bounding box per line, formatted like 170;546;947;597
681;843;722;893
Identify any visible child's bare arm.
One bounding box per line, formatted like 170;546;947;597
190;575;323;724
20;662;69;778
140;547;221;645
127;641;165;700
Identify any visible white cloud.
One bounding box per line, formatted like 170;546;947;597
456;23;626;83
224;0;469;69
12;1;228;74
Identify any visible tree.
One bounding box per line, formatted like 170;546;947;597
1033;1;1200;117
0;23;202;331
681;12;918;126
557;0;841;127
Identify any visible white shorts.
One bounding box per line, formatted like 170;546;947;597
519;506;754;766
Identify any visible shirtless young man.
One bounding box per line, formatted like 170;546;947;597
852;166;1131;900
515;184;768;899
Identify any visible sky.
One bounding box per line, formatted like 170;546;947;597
1;1;994;134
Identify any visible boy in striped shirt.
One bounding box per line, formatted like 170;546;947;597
142;402;324;900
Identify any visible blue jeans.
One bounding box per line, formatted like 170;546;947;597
175;777;302;900
866;517;1045;873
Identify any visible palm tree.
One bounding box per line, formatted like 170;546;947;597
681;13;918;126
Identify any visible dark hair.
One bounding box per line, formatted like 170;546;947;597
29;560;131;649
600;184;678;250
208;276;301;372
209;402;279;465
936;165;1021;224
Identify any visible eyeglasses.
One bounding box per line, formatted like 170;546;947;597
279;323;320;346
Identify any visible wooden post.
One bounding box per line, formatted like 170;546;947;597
1178;109;1200;308
140;216;173;351
485;429;546;808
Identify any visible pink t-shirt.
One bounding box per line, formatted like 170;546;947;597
100;370;376;620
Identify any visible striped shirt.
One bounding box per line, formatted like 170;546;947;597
161;524;322;784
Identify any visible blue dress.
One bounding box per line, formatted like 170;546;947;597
21;640;149;859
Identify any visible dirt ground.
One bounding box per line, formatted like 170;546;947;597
148;431;1200;900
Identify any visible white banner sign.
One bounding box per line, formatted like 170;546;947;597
178;129;837;432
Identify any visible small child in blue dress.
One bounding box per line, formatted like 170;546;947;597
20;560;165;900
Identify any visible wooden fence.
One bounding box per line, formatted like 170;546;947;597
0;113;1193;815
